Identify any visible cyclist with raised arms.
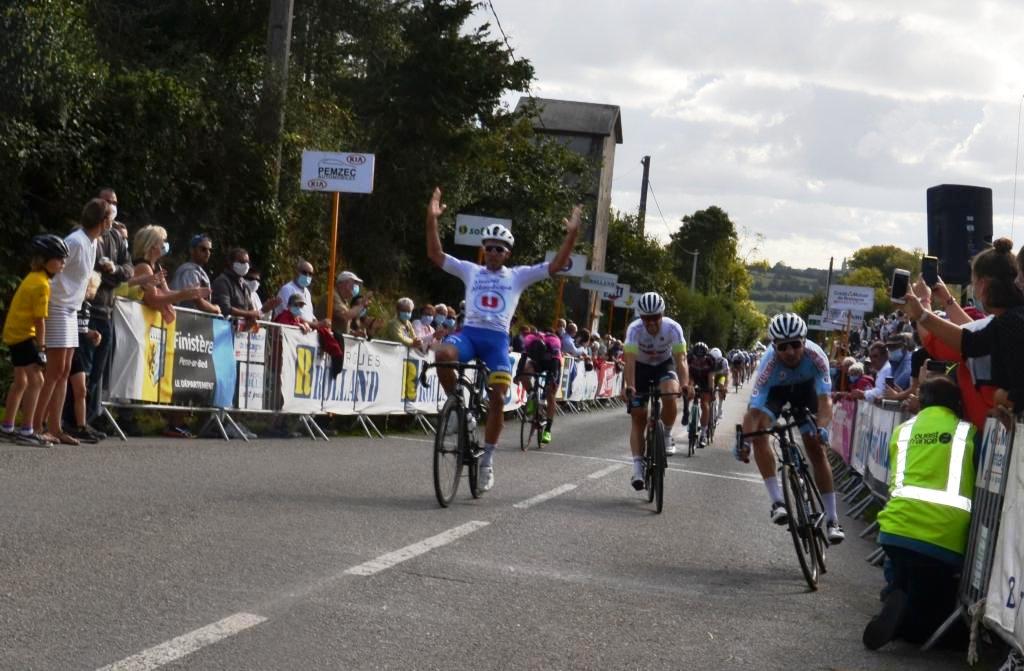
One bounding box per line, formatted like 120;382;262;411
623;292;688;489
684;341;715;447
426;187;581;494
737;313;845;543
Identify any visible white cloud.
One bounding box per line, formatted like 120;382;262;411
472;1;1024;267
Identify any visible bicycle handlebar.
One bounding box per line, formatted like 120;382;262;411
418;361;490;389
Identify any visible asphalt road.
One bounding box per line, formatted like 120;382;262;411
0;385;978;670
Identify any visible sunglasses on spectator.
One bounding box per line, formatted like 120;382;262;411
484;245;508;254
774;340;803;352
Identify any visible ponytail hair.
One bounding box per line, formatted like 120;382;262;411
972;237;1024;309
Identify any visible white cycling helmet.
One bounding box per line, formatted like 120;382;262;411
636;291;665;316
481;224;514;249
710;347;722;359
768;312;807;341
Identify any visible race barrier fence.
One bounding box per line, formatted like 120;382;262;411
830;398;1024;657
105;299;623;440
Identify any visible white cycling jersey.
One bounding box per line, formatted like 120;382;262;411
441;254;550;333
623;317;687;365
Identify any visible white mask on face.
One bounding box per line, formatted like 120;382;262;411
109;204;118;221
232;262;250;277
245;279;259;294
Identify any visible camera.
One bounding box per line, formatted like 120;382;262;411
890;268;910;304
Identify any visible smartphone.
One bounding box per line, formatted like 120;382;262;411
890;268;910;304
921;256;939;287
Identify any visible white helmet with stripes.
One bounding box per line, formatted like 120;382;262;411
768;312;807;341
636;292;665;316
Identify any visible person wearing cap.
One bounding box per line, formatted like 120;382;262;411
331;269;366;336
426;186;581;495
170;234;221;314
883;332;913;392
273;293;312;333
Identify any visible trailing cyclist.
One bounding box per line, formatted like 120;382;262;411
514;327;562;444
709;347;729;411
728;348;745;390
683;342;714;448
622;292;688;488
737;313;845;543
425;187;581;494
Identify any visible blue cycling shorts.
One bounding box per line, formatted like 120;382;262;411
444;326;513;386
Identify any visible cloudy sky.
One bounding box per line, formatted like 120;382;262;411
469;0;1024;268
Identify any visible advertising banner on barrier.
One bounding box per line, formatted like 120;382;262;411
348;339;404;415
234;328;268;410
984;422;1024;651
169;310;236;408
279;326;324;414
830;397;858;464
851;402;873;475
402;347;446;414
864;404;901;498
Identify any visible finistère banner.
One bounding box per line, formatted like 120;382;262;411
110;300;236;407
983;420;1024;651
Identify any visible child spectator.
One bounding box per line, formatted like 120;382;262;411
1;235;69;446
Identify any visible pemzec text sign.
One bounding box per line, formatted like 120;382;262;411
300;151;375;194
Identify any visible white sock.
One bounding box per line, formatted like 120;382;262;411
632;456;644;478
764;477;782;504
480;443;495;468
822;492;838;523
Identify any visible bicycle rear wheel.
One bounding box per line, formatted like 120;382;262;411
433;395;465;507
519;400;537;451
644;425;656;503
781;463;818;590
653;419;666;513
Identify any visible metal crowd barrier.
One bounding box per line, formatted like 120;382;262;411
99;298;624;442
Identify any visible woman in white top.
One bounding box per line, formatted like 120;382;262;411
34;199;111;445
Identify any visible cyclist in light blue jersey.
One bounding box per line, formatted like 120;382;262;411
738;313;845;544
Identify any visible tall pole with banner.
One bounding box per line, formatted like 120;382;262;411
300;150;375;322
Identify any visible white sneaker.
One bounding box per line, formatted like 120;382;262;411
664;431;676;456
827;520;846;544
770;501;789;525
478;465;494;493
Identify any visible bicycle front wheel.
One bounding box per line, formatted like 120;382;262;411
433;395;465;507
806;472;828;574
519;406;533;451
781;463;818;590
653;419;666;513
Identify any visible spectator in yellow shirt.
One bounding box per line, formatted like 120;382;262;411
1;235;69;446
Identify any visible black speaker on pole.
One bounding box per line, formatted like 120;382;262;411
926;184;993;285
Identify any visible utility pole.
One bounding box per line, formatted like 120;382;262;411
260;0;295;199
637;155;651;234
681;248;699;292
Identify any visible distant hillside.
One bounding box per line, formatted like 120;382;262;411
749;263;829;316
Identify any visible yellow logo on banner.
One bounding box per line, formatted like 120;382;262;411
141;307;175;403
402;360;418;402
294;346;315;397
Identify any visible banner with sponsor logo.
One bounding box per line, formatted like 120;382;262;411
850;401;874;475
234;328;268;410
279;326;325;414
169;310;237;408
864;404;903;498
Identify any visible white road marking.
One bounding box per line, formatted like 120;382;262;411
96;613;267;671
513;484;578;509
390;436;434;444
344;521;490;576
587;464;625;480
536;450;760;484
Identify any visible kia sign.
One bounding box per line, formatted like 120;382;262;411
454;214;513;247
580;271;618;293
300;151;375;194
543;251;588;278
602;283;630;301
827;285;875;313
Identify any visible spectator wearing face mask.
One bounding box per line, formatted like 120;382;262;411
883;333;914;393
212;248;259;324
847;362;874;392
330;270;365;336
384;297;420;348
276;259;327;329
414;304;435;352
851;341;891;403
273;293;312;332
243;268;282;319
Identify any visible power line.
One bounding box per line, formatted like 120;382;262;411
645;179;676;238
486;0;546;130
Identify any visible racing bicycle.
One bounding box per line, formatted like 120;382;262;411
736;407;829;590
519;370;548;451
628;384;678;513
421;361;489;507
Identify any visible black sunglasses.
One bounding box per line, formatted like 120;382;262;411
484;245;508;254
640;314;661;322
775;340;804;352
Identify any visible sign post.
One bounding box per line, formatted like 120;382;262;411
581;271;618;328
300;150;375;322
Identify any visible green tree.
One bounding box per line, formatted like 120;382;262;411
667;206;739;295
847;245;920;284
